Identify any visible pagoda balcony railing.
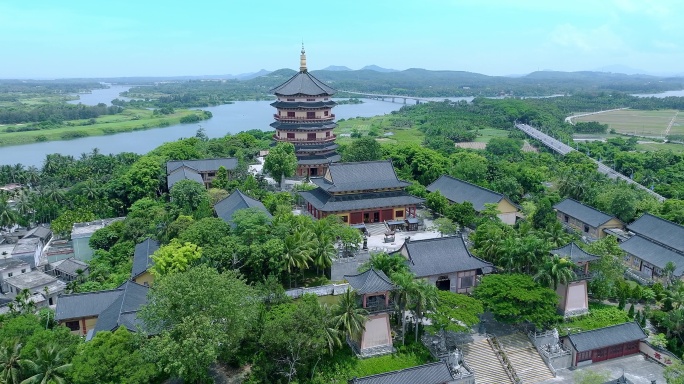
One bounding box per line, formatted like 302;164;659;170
273;114;335;122
273;134;337;142
358;298;395;314
570;268;596;282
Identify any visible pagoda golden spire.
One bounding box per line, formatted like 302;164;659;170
300;43;307;72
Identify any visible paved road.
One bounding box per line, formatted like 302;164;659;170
515;123;666;202
564;108;629;125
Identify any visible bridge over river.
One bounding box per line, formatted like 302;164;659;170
339;90;434;104
515;123;666;202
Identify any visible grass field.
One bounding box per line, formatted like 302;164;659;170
0;108;207;147
473;127;510;143
334;116;424;146
573;109;681;137
635;142;684;152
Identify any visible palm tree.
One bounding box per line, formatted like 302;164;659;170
391;272;415;345
281;232;314;287
334;288;368;342
312;233;335;275
0;200;16;231
321;304;342;355
411;279;438;343
534;256;577;290
19;344;71;384
0;339;31;384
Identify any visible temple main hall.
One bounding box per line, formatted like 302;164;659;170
270;46;340;177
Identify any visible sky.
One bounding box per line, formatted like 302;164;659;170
1;0;683;78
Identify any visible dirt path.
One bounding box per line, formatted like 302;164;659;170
665;111;679;137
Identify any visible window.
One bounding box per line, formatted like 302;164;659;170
324;111;329;116
307;98;315;101
307;112;315;119
577;350;591;362
564;215;569;223
324;98;329;100
65;321;80;331
286;98;295;101
7;272;12;277
326;131;331;137
632;257;641;267
21;269;26;273
341;215;348;223
460;276;474;288
396;210;404;218
287;133;295;139
307;133;316;140
287;111;295;117
583;225;589;233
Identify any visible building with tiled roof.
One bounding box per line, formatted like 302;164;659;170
349;360;460;384
394;236;493;294
131;238;160;286
553;198;624;240
550;242;601;317
564;322;646;366
214;189;272;226
426;175;520;224
166;158;238;189
270;45;340;177
299;161;423;225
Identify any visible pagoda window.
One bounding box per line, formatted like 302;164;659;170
307;133;316;140
324;111;329;116
287;133;295;139
287;111;295;117
326;131;330;137
287;98;295;101
277;131;280;137
307;112;316;119
307;98;316;101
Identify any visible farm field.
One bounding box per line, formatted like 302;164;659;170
573;109;682;138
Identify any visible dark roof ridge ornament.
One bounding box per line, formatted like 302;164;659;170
300;43;307;73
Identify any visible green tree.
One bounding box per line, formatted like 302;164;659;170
211;166;229;189
51;208;95;238
333;289;368;341
425;191;449;215
485;137;522;157
343;137;383;162
474;274;560;327
151;239;202;277
0;339;30;384
360;252;410;277
445;201;476;228
426;291;483;334
430;217;458;237
531;198;557;230
70;327;159;384
264;142;297;187
141;266;257;383
665;362;684;384
534;256;576;290
170;179;212;218
20;344;71;384
574;370;610;384
410;279;439;342
121;155;165;203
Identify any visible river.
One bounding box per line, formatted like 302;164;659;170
0;86;404;167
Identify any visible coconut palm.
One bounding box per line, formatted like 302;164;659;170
0;339;31;384
334;288;368;341
534;255;577;290
391;271;416;345
281;231;314;287
19;344;71;384
0;200;16;231
411;279;438;343
312;233;335;275
321;304;342;355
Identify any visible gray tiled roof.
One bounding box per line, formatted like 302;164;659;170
426;175;509;211
93;281;149;334
399;236;493;277
166;158;238;174
620;235;684;276
167;167;204;189
55;289;123;321
131;239;160;279
299;188;423;212
271;71;336;96
297;154;341;165
297;143;339;152
54;258;89;276
271;100;337;109
344;268;395;295
550;242;600;264
349;361;454;384
22;226;52;241
0;258;29;271
567;322;646;353
628;213;684;252
553;198;618;228
214;190;272;224
312;161;410;193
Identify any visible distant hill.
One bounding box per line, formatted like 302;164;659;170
321;65;352;71
234;69;272;80
360;65;398;73
594;65;650;76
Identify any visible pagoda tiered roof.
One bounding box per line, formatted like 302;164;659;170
270;121;337;131
271;100;337;109
271;71;336;96
312;160;411;193
344;268;395;295
550;242;600;264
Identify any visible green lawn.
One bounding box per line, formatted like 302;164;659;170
558;303;630;336
335;116;424;146
0;108;206;147
473;127;511;143
636;141;684;153
573;109;681;137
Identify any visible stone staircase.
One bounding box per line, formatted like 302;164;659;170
365;222;389;237
461;339;513;384
498;333;555;384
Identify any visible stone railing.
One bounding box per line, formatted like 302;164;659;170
625;268;654;285
527;329;572;373
284;283;349;298
487;335;522;384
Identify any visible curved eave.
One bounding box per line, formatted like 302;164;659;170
271;121;337;131
297;144;339;152
270;71;337;96
271;101;337;109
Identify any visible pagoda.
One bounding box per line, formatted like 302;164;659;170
270;45;340;177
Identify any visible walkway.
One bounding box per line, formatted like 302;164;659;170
515;123;666;202
539;354;664;384
564;108;629;125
